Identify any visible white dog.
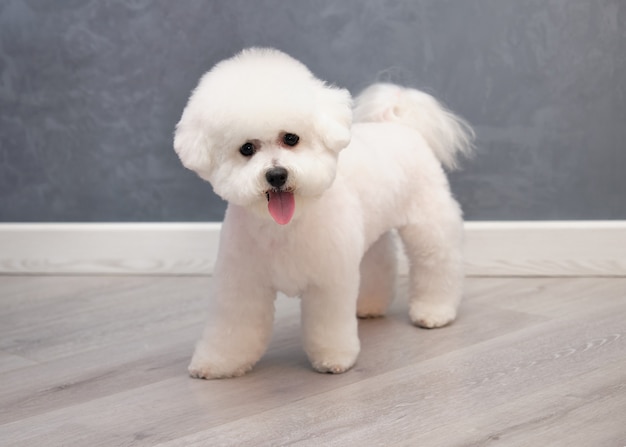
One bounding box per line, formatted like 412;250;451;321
174;48;474;378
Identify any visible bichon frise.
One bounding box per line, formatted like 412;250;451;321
174;48;474;378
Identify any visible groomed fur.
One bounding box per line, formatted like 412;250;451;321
353;83;474;170
175;48;475;379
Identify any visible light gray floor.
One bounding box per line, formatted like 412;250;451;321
0;275;625;446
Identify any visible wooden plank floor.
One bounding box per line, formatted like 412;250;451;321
0;275;625;446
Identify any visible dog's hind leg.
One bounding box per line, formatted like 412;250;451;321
398;196;464;328
356;231;397;318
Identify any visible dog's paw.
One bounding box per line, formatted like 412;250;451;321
188;362;253;380
410;302;457;329
356;307;387;319
311;356;357;375
187;350;254;380
308;346;359;375
356;291;393;319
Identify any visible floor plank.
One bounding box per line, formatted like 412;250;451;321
0;276;625;446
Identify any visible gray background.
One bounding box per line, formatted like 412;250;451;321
1;0;624;222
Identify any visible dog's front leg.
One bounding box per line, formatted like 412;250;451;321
301;275;361;374
188;261;276;379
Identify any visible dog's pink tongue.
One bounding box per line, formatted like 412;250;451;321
267;191;295;225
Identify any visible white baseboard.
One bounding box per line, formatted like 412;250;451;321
0;223;221;275
463;221;626;276
0;222;624;277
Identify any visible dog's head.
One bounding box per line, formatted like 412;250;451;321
174;48;352;225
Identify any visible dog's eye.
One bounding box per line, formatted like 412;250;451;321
239;142;256;157
283;133;299;147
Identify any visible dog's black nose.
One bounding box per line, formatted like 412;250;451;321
266;167;288;188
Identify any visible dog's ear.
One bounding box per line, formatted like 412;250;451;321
173;118;213;180
315;85;353;153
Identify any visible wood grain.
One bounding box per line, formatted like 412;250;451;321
0;276;625;446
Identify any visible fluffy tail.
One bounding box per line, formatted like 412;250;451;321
352;83;475;170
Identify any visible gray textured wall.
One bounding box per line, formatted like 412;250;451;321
1;0;624;222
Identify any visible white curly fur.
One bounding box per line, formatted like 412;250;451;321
174;48;474;378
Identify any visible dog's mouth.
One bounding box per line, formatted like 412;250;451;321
265;189;295;225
